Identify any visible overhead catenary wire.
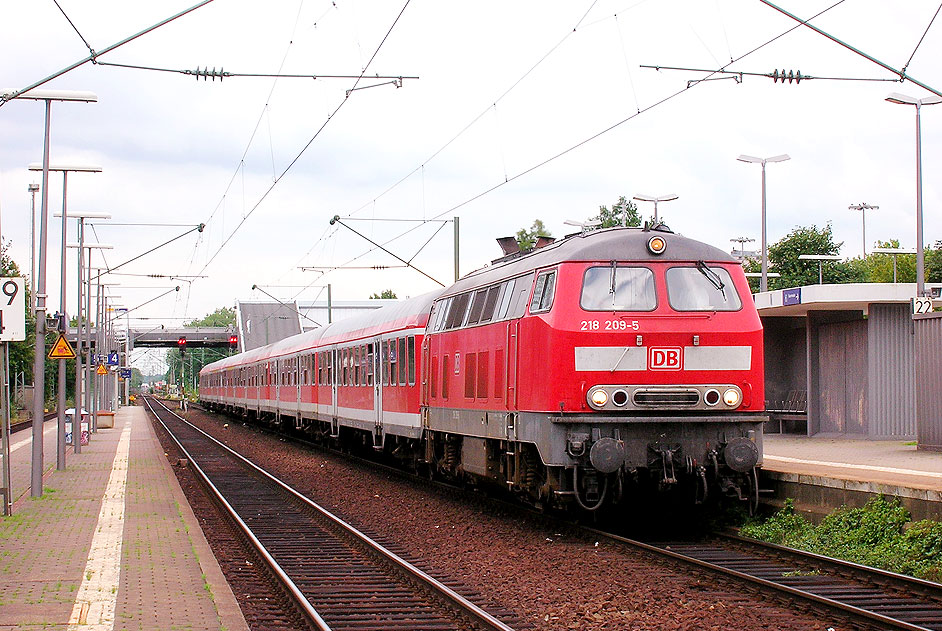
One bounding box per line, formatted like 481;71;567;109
194;0;414;276
318;0;852;273
0;0;218;105
901;2;942;74
51;0;95;57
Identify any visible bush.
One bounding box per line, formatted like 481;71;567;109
742;496;942;581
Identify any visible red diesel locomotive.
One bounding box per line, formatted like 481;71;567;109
200;225;766;510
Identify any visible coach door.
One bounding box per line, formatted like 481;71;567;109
330;349;339;436
373;338;383;449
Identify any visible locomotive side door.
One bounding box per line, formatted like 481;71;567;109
507;319;519;408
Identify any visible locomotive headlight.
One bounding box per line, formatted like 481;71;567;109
647;235;667;255
589;389;608;407
723;388;742;407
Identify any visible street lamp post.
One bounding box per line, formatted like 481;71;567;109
30;164;101;467
28;183;39;311
886;92;941;297
798;254;844;284
632;194;678;224
3;88;97;495
871;247;917;283
848;203;879;257
64;236;111;450
737;154;791;293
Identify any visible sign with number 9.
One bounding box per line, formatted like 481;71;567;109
0;278;26;342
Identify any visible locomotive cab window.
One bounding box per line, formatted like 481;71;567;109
529;270;557;314
666;265;742;311
581;265;656;311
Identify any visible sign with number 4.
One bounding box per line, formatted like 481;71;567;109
912;296;933;317
0;278;25;342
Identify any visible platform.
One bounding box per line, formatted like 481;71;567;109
761;434;942;521
0;406;248;631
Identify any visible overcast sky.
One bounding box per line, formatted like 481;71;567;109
1;0;940;372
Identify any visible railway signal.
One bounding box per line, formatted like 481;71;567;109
228;335;238;351
177;336;187;355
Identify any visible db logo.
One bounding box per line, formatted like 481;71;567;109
649;347;682;370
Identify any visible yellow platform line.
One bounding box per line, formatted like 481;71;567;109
67;416;133;630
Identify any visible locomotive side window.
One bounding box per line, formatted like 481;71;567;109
581;266;656;311
507;272;535;319
444;293;470;329
666;266;742;311
466;289;489;326
530;270;557;314
479;285;501;323
496;279;516;319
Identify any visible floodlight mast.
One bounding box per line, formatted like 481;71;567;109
632;194;678;224
848;203;879;256
737;154;790;292
885;92;942;297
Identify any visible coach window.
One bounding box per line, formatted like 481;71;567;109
398;337;407;385
530;270;557;314
382;341;389;386
666;266;742;312
389;341;398;386
581;265;656;311
408;336;416;385
354;347;360;386
367;343;375;386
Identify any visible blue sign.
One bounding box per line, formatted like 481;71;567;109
107;351;119;366
120;368;132;379
783;287;801;306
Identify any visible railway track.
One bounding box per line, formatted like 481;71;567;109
593;528;942;630
142;396;518;631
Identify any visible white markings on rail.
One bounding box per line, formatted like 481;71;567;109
68;416;133;630
764;454;942;480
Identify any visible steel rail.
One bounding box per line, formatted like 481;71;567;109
145;396;516;631
143;396;332;631
586;527;941;631
720;532;942;599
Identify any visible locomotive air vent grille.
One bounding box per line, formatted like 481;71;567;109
633;389;700;406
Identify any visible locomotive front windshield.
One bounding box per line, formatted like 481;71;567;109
666;265;742;311
581;266;656;311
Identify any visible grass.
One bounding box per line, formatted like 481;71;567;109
741;496;942;582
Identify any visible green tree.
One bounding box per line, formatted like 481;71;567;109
370;289;398;299
925;241;942;283
589;196;641;229
515;219;552;252
761;223;861;290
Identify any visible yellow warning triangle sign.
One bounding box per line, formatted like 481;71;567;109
48;334;76;360
96;364;109;376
